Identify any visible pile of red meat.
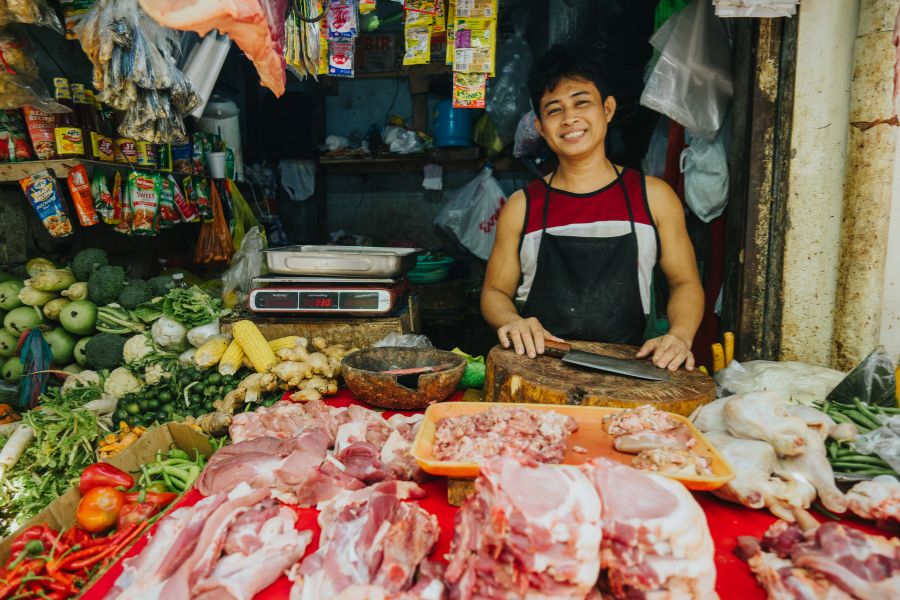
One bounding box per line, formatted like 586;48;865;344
433;406;577;464
444;456;718;600
198;400;426;506
736;517;900;599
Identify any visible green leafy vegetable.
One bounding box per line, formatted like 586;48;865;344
161;286;222;329
0;385;110;537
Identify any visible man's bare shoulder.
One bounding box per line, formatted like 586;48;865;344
644;175;682;223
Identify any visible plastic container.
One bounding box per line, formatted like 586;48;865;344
408;255;454;285
433;100;473;148
207;152;226;179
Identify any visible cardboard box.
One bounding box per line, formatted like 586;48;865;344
0;422;212;563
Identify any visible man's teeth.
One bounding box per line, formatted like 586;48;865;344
563;131;585;139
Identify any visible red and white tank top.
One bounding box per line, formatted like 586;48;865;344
517;168;660;313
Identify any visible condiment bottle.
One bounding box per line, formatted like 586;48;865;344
112;111;136;165
52;78;85;158
71;84;96;160
171;273;187;289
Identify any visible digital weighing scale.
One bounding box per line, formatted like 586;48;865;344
249;277;410;316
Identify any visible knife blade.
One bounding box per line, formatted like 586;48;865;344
542;340;670;381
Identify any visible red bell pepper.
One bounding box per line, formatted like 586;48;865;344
78;463;134;495
117;501;159;528
75;486;124;533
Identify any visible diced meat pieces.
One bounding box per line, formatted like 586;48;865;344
138;0;290;96
632;448;714;477
433;407;577;464
738;519;900;600
603;404;681;436
229;400;342;444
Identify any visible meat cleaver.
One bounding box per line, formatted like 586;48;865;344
541;340;670;381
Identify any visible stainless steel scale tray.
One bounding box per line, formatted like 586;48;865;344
263;245;421;278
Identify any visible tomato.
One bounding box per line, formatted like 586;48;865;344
75;486;124;533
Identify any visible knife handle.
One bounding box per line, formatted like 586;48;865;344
543;339;572;358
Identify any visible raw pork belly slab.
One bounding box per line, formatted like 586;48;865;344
433;406;577;464
737;519;900;600
138;0;290;95
582;458;717;599
444;457;602;599
291;481;440;600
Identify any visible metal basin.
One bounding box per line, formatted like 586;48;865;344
342;347;466;410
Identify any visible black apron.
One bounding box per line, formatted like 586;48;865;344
520;166;646;345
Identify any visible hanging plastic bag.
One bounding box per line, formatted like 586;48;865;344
852;417;900;474
0;0;64;33
227;179;264;251
194;181;234;265
513;110;544;158
220;225;265;308
435;167;507;261
0;28;69;112
641;0;732;142
486;33;533;144
642;116;670;178
681;125;729;222
473;113;504;157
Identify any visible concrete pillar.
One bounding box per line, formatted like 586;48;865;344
832;0;900;370
779;0;859;365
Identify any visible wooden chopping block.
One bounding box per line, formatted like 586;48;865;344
484;342;716;416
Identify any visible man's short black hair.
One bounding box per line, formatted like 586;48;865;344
528;42;615;120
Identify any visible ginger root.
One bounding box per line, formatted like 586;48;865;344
278;343;310;362
290;388;322;402
271;361;314;387
303;376;338;395
311;336;327;351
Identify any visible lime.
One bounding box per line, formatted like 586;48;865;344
159;390;173;403
125;402;140;415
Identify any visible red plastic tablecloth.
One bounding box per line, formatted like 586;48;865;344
83;390;894;600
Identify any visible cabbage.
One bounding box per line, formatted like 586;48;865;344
151;316;187;350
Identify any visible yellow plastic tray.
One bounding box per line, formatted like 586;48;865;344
411;402;735;491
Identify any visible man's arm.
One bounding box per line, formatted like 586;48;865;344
637;177;705;371
481;191;559;358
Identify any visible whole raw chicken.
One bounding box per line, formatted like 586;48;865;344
722;392;809;456
777;426;847;514
703;431;815;521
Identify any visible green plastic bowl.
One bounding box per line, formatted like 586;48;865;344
408;256;454;285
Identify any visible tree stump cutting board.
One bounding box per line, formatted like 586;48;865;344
484;342;716;416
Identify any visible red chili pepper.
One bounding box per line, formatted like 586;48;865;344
8;525;60;559
0;575;23;599
78;463;134;495
117;502;159;528
122;491;178;507
64;523;145;572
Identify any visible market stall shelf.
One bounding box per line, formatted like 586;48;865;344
484;342;717;415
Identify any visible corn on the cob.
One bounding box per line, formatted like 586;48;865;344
194;336;231;368
219;340;246;375
268;336;303;352
232;320;278;373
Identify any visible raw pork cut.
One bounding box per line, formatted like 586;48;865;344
138;0;290;96
110;485;312;600
229;400;346;444
582;458;717;599
433;406;577;463
291;481;439;600
604;404;697;454
444;457;602;599
737;519;900;599
846;476;900;526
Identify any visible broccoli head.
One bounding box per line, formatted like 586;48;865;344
84;332;126;370
147;275;174;298
88;265;126;306
72;248;109;282
117;279;153;309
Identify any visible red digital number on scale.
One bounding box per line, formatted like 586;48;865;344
301;294;334;308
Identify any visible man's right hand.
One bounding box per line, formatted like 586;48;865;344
497;317;562;358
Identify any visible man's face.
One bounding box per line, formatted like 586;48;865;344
534;77;616;161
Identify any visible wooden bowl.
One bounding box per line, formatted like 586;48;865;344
341;347;466;410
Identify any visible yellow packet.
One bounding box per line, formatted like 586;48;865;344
318;19;329;75
453;17;496;74
446;0;456;65
453;72;487;109
433;0;446;34
405;10;435;28
359;0;377;14
403;24;432;66
456;0;496;18
405;0;438;13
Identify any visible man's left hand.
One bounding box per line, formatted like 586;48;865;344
636;334;694;371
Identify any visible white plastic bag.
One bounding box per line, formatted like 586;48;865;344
374;333;432;348
221;226;265;303
435;167;507;260
681;127;729;222
853;416;900;474
715;359;846;406
641;0;733;142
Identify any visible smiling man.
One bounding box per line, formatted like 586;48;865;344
480;43;704;371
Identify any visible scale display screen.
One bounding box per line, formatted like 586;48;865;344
250;286;398;314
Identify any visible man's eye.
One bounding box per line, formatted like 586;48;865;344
576;100;590;106
546;108;560;116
